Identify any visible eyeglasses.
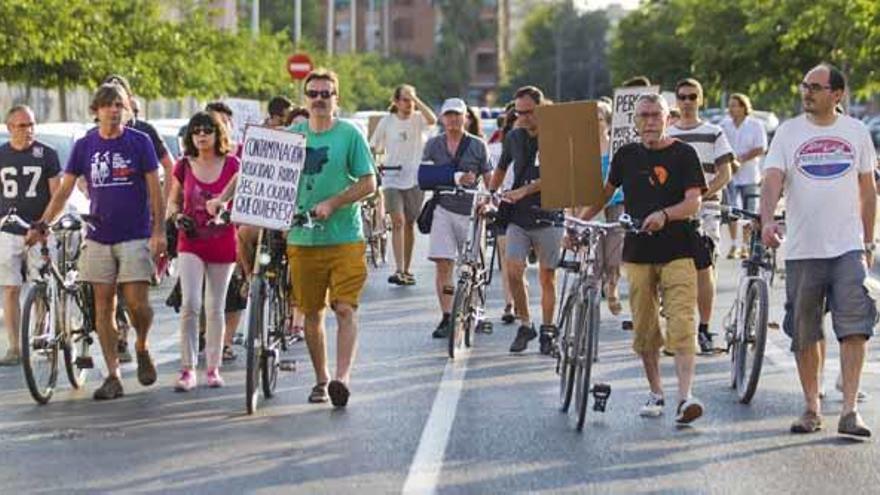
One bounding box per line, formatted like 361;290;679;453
11;122;35;129
305;89;336;99
191;126;215;136
636;111;665;120
676;93;699;101
800;81;832;93
514;109;534;117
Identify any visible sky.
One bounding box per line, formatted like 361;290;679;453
575;0;641;11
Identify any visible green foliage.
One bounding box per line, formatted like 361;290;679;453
504;4;612;102
610;0;880;114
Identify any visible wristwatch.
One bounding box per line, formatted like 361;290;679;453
865;242;876;253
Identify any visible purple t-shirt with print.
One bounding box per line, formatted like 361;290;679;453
66;128;158;244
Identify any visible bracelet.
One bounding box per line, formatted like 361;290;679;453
661;209;669;224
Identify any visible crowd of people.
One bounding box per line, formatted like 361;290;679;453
0;62;876;438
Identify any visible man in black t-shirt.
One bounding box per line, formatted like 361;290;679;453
0;105;61;365
587;93;707;425
489;86;564;355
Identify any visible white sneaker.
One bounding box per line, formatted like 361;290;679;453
675;397;704;424
639;393;665;417
835;375;868;402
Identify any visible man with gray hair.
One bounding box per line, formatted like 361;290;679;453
587;93;708;424
0;105;61;365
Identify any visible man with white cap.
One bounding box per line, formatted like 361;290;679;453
421;98;491;338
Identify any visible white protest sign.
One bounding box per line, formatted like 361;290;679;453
610;85;660;160
231;126;306;230
224;98;263;143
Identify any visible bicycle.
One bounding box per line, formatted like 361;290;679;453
2;209;98;405
434;186;498;359
242;211;318;414
361;165;400;268
550;212;636;431
720;205;784;404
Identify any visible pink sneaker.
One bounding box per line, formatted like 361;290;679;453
174;369;196;392
206;368;225;388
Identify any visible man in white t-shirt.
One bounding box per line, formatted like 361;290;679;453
761;64;877;438
720;93;767;259
668;78;734;355
370;84;436;286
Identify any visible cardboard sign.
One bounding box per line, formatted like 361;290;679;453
231;126;306;230
224;98;263;143
610;85;660;160
535;101;604;209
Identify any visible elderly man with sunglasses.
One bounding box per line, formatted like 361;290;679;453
286;69;377;408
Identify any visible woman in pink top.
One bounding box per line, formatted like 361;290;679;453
166;112;240;390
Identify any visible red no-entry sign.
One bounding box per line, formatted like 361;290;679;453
287;53;313;81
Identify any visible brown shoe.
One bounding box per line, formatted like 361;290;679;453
308;383;329;403
790;411;823;434
838;411;871;439
93;376;124;400
136;350;157;386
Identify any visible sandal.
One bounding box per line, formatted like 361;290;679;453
309;382;329;403
222;345;237;361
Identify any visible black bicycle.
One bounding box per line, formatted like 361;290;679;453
721;206;783;404
243;212;318;414
2;210;98;404
434;187;499;359
550;212;635;431
361;165;401;268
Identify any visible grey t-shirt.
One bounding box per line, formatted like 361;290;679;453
422;132;491;216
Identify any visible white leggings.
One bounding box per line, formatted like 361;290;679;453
178;253;234;370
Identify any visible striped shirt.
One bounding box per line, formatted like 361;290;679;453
668;121;734;202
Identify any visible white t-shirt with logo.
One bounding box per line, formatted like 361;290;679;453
765;114;876;260
370;112;429;190
720;116;767;186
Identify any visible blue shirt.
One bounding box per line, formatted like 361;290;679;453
602;153;624;205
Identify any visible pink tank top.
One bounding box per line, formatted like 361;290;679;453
174;155;239;263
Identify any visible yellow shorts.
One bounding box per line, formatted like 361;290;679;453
287;242;368;313
624;258;698;355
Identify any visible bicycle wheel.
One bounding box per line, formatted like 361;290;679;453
245;278;265;414
575;288;600;431
557;292;577;412
448;279;470;359
21;284;58;405
262;286;282;398
737;280;769;404
62;284;89;388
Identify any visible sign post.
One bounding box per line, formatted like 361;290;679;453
231;126;307;230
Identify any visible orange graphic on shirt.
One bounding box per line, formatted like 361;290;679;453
650;165;668;187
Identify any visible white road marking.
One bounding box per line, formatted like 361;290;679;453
402;351;470;495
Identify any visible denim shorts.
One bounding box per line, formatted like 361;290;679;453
783;250;878;352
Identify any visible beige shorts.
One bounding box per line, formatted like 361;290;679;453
79;239;154;285
0;232;45;286
625;258;698;355
384;186;425;224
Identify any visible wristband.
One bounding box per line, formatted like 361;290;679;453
661;209;669;224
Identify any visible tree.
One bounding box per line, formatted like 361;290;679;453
431;0;493;97
504;4;612;102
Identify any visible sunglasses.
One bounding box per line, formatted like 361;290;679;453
799;81;832;93
306;89;336;99
676;93;699;101
191;126;215;136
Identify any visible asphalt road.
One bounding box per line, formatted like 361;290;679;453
1;234;879;494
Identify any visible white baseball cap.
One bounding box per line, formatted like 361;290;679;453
440;98;467;115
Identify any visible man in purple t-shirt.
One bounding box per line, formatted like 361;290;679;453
30;84;167;400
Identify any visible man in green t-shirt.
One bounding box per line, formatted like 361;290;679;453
287;69;377;408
